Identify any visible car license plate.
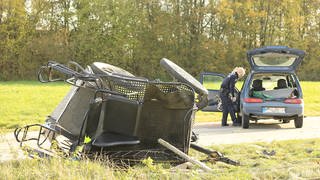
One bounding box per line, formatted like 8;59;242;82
262;107;285;113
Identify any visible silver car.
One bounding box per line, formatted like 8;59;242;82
200;46;305;129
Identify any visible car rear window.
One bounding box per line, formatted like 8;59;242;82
252;53;298;67
249;73;300;99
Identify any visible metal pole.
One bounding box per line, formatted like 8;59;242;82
158;138;213;172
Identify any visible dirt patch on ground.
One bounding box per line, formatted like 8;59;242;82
0;133;26;162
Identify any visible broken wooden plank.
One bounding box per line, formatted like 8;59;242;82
158;138;212;172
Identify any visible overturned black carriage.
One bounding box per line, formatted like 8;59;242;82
14;58;209;164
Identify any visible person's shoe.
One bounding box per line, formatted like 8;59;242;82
232;123;241;126
221;124;229;126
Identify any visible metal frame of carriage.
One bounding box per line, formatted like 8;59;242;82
14;60;203;164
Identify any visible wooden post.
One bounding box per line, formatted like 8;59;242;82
158;138;213;172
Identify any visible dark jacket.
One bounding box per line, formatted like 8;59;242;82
220;72;238;97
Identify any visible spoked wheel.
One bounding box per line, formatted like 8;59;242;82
91;62;135;77
160;58;208;95
160;58;209;110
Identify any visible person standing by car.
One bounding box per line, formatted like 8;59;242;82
220;67;246;126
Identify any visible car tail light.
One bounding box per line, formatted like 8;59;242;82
244;98;263;103
284;98;303;104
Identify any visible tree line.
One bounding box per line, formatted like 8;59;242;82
1;0;320;80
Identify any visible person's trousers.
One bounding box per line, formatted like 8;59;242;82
220;94;237;125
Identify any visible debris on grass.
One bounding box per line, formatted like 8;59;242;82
262;150;276;156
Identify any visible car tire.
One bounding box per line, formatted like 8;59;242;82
242;113;250;129
294;116;303;128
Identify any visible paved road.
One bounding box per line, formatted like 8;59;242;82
0;133;26;162
1;116;319;162
193;116;320;146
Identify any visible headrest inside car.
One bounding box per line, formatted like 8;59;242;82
252;79;265;91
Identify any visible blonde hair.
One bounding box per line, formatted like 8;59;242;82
233;67;246;78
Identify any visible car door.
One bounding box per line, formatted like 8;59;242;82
199;72;225;112
200;72;240;112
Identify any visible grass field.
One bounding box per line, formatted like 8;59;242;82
0;81;319;130
0;81;69;130
0;81;320;178
1;138;320;179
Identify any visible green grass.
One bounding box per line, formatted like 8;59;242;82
1;138;320;179
0;81;70;130
0;81;319;130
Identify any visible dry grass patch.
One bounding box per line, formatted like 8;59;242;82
1;139;319;179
